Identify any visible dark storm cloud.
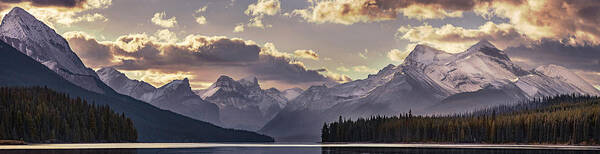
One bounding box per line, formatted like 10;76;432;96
251;55;329;84
0;0;87;8
64;32;114;67
505;40;600;72
504;40;600;85
64;32;337;86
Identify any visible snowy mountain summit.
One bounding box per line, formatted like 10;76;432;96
198;75;290;131
97;67;220;124
261;40;600;141
0;7;106;93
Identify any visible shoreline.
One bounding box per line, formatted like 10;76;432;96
0;140;26;145
0;143;599;151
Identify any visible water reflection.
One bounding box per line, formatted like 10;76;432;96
0;149;137;154
322;148;599;154
1;148;598;154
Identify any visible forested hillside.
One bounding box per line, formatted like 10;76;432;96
322;94;600;145
0;87;137;143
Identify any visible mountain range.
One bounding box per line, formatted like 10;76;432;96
0;7;272;142
97;67;220;124
1;6;598;143
259;40;600;141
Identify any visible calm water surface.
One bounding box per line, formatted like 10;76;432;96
1;143;599;154
1;148;599;154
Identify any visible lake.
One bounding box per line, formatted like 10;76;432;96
0;143;599;154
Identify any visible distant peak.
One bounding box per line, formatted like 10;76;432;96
413;44;435;51
382;64;396;70
96;67;128;80
7;7;32;18
468;40;497;51
97;67;118;73
216;75;234;82
265;87;280;93
238;76;259;86
3;7;39;25
163;78;191;89
404;44;450;65
535;64;567;72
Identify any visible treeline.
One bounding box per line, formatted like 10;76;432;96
322;94;600;145
0;87;137;143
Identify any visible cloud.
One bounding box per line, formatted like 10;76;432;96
289;0;470;25
0;0;112;26
233;23;245;32
352;65;377;73
472;0;600;46
151;11;177;28
320;69;352;83
244;0;280;16
238;0;280;31
293;49;319;60
387;46;413;62
396;22;530;52
55;12;107;25
64;31;343;89
1;0;91;8
153;29;178;43
292;0;600;47
194;6;207;25
63;31;114;68
503;40;600;86
358;49;368;59
195;16;207;25
196;6;207;13
336;66;350;72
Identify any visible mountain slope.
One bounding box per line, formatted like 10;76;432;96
199;75;288;131
0;39;273;142
0;7;107;94
261;40;600;141
98;67;220;124
97;67;156;99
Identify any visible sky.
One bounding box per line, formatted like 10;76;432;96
0;0;599;91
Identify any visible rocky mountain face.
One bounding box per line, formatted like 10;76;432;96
97;67;156;98
96;67;220;124
0;7;108;94
197;76;291;131
0;7;273;142
260;40;600;141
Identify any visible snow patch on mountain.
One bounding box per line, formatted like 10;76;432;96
97;67;220;124
0;7;105;93
201;75;289;130
262;40;600;141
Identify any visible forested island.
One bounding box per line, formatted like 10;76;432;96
0;87;137;143
322;94;600;145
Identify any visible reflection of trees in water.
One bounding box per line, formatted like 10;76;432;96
322;148;598;154
0;149;137;154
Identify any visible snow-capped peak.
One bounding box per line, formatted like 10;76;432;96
458;40;511;61
404;44;452;65
534;64;600;95
163;78;191;90
97;67;123;78
0;7;73;56
466;40;495;52
281;88;303;100
0;7;105;93
238;76;259;88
